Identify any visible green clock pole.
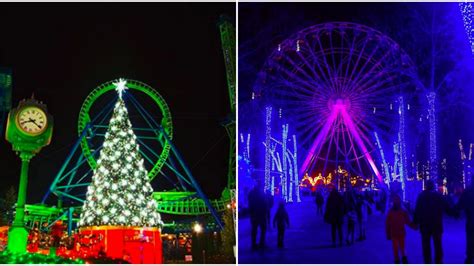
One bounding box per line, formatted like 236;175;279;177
7;151;34;253
5;97;54;253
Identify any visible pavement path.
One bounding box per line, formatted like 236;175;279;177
238;196;467;264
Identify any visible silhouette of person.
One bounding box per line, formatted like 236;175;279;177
345;204;356;245
380;189;388;214
316;191;324;215
456;181;474;264
414;179;448;264
356;192;369;241
324;186;345;247
265;192;274;227
386;194;415;264
248;180;268;250
273;201;290;248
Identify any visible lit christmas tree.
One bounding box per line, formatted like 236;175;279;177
78;79;162;228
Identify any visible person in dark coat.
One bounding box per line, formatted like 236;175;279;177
316;191;324;215
356;192;369;241
248;180;268;250
324;187;345;247
265;192;274;227
345;204;357;246
273;201;290;248
456;182;474;264
414;179;448;264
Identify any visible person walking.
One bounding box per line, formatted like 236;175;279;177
265;192;274;227
414;179;448;264
273;201;290;248
316;191;324;215
248;180;268;250
386;194;415;264
456;182;474;264
345;204;356;245
357;193;369;241
324;187;345;247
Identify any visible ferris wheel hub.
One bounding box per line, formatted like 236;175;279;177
328;97;351;112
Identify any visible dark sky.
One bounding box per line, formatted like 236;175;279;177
0;3;235;203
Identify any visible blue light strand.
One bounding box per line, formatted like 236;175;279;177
293;134;301;202
468;144;473;187
282;124;289;201
398;96;407;200
286;149;294;202
427;92;438;182
264;106;273;193
374;131;391;185
459;139;468;188
460;1;474;55
246;133;251;160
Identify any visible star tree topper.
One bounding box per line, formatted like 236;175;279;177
114;78;128;99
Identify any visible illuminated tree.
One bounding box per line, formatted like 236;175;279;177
78;79;162;228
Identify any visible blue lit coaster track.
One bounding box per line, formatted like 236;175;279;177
27;17;236;234
38;79;225;232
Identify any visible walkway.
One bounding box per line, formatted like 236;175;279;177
238;196;467;263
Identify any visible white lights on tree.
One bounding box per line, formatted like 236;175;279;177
78;79;162;228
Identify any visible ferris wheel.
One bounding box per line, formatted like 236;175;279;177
254;22;420;182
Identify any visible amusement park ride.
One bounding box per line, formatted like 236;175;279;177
0;16;235;259
38;79;226;230
240;21;438;204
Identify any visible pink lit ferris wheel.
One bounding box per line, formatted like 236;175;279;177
254;22;420;183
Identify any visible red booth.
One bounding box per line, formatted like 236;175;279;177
79;226;162;263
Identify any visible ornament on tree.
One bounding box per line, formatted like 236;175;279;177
78;79;162;228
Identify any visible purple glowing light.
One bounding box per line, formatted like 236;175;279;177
300;99;383;183
256;22;418;184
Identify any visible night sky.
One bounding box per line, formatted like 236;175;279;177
0;3;235;203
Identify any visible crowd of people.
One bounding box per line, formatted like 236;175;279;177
247;179;474;264
323;186;373;247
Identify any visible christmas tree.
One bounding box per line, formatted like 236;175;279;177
78;79;162;228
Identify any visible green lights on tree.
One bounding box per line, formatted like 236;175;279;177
78;79;162;228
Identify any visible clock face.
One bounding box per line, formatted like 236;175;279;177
16;107;48;135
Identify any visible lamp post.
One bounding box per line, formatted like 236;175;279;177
5;97;53;253
193;223;205;263
7;151;34;252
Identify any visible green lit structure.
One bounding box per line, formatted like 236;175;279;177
219;15;236;189
19;16;236;236
78;80;173;180
5;97;54;253
218;15;236;232
41;79;225;233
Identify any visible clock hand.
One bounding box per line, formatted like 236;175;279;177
28;118;42;129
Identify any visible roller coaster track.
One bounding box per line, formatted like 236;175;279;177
23;191;231;233
153;191;231;215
